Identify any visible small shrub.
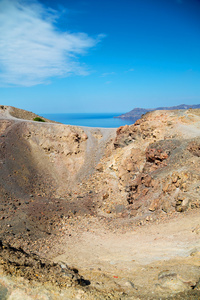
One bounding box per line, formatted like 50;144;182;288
33;117;45;122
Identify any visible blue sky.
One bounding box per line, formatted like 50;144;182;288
0;0;200;113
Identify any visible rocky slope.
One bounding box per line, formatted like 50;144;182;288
0;105;200;299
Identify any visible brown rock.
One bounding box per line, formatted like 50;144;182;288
162;182;170;193
126;161;134;172
102;192;109;200
142;188;149;196
146;148;168;163
96;163;103;172
142;175;152;187
172;172;178;183
187;141;200;157
149;198;160;211
81;133;88;141
162;200;171;213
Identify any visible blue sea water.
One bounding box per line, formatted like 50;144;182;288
41;113;135;128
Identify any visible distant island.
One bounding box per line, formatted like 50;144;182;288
116;104;200;122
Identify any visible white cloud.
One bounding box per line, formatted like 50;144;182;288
0;0;103;86
101;72;116;77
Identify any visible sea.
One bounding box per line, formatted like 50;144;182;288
41;113;135;128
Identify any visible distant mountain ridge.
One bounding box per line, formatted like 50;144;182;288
116;104;200;121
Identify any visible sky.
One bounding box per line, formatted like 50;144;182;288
0;0;200;113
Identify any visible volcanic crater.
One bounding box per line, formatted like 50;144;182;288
0;105;200;299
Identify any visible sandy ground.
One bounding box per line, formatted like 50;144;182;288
55;210;200;270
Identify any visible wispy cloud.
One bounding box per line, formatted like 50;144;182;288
101;72;116;77
125;68;134;73
0;0;103;86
